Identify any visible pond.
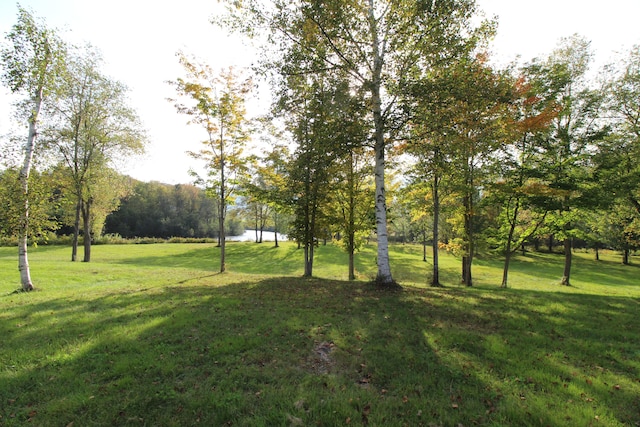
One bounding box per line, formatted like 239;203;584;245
227;229;288;242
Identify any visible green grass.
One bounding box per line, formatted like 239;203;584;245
0;242;639;426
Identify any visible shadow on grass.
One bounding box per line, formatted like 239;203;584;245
1;277;639;426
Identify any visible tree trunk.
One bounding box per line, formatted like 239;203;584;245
17;93;43;291
501;201;519;288
273;212;279;248
368;3;393;286
422;229;427;262
303;243;314;277
71;197;81;262
501;251;512;289
548;234;554;253
219;147;226;273
560;236;572;286
82;199;92;262
595;246;599;261
463;192;474;287
623;247;630;265
219;204;226;273
431;174;441;287
348;249;355;281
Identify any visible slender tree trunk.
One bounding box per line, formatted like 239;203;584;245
595;246;599;261
17;93;43;291
82;199;92;262
347;158;356;281
348;248;355;281
431;174;441;287
219;197;226;273
304;244;310;276
462;192;473;287
422;229;427;262
219;136;226;273
501;251;512;289
560;236;572;286
548;234;554;253
304;205;315;277
304;243;314;277
501;200;519;288
274;213;279;248
622;247;630;265
254;209;259;243
72;197;81;262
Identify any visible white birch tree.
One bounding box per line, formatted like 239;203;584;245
1;5;66;290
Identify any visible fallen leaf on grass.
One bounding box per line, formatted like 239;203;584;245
362;404;371;425
286;414;303;426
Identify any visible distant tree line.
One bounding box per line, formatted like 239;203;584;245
103;180;243;239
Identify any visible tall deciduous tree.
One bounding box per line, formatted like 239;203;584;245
283;76;342;277
43;46;146;262
486;71;560;287
328;147;375;281
528;35;607;286
218;0;490;286
168;54;251;273
1;5;67;290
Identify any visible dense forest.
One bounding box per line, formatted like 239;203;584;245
1;2;638;291
103;181;244;239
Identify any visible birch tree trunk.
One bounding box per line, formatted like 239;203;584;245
17;92;43;291
369;2;393;285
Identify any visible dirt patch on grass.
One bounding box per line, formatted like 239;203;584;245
307;341;336;374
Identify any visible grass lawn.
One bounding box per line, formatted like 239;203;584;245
0;242;639;426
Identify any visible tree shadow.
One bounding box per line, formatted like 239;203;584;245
1;278;638;426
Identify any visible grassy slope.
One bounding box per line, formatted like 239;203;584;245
0;242;638;426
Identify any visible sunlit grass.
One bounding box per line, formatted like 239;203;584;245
0;242;638;426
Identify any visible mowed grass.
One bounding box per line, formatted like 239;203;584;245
0;242;639;426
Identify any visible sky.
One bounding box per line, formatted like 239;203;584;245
1;0;639;184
